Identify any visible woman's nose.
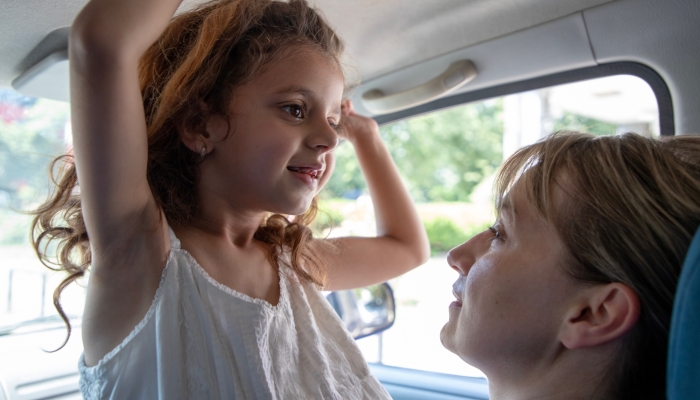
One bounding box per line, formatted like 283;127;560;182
446;230;488;275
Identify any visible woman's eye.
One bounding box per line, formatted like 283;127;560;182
282;104;305;119
488;226;501;241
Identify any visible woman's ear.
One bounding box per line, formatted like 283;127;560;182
559;283;640;349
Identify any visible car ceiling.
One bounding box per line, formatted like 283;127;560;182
0;0;613;90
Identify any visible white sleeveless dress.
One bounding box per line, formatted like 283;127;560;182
78;228;390;400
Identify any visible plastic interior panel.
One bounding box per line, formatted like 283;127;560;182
0;0;614;89
350;13;596;117
322;0;613;81
374;62;674;137
12;50;69;102
361;60;477;114
369;363;489;400
382;384;487;400
583;0;700;135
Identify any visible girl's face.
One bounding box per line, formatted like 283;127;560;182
198;47;344;216
440;188;581;376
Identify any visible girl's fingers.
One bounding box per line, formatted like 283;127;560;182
341;98;356;116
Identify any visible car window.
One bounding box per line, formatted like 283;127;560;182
0;89;84;333
0;73;660;378
318;73;660;377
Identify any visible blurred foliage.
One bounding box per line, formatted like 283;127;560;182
423;217;491;255
553;111;617;136
326;100;503;202
310;206;345;236
0;89;70;244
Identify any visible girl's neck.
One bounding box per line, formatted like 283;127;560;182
181;207;267;248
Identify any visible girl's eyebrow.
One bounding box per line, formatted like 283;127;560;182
274;85;313;97
273;85;341;115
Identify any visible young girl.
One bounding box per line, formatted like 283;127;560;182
32;0;430;398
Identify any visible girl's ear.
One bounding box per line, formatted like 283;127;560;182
559;283;640;349
180;102;227;156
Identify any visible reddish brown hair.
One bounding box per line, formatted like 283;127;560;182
32;0;344;347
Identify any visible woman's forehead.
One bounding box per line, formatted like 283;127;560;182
497;164;574;218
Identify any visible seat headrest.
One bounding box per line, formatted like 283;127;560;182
667;227;700;399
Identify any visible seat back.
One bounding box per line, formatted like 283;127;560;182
667;228;700;399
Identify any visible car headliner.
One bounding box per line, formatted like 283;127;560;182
0;0;613;90
4;0;700;136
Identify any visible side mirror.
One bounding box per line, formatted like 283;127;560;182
325;283;396;340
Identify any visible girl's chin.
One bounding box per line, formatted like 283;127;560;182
273;200;313;217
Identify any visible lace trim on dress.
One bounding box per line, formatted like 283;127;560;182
177;248;289;312
78;250;173;377
77;354;103;399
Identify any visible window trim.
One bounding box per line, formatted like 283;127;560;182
374;62;674;136
369;363;489;400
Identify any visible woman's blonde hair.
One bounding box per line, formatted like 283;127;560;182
495;131;700;399
31;0;344;345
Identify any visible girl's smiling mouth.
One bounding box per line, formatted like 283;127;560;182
287;165;323;184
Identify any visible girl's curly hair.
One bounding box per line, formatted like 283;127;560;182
31;0;344;348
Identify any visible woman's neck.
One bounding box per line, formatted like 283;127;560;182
485;346;616;400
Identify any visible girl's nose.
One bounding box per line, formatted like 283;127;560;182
307;118;339;152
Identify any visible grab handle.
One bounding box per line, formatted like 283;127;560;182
361;60;477;114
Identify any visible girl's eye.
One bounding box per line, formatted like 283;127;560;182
329;120;342;133
282;104;305;119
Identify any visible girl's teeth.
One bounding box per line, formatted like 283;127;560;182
289;167;319;178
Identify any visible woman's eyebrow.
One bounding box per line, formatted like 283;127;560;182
499;197;516;216
497;197;518;233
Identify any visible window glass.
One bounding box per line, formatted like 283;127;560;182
320;74;660;377
0;89;82;336
0;73;660;379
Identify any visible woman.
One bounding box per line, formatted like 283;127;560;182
441;131;700;399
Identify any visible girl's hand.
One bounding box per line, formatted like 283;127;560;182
340;99;380;144
71;0;183;61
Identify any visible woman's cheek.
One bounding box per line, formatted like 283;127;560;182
464;258;498;303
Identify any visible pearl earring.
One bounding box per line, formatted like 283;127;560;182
200;146;207;158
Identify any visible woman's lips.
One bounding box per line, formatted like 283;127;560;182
451;289;463;308
451;278;465;307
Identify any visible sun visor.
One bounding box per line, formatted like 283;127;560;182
12;49;69;102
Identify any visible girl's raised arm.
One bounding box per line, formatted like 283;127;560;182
320;101;431;291
69;0;182;365
69;0;181;249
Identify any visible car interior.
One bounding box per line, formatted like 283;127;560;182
1;0;699;398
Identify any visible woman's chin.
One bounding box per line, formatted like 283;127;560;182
439;321;456;352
